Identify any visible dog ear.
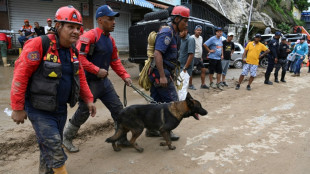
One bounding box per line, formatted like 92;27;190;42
186;92;193;100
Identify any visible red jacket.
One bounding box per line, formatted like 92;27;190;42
10;34;93;110
0;33;8;42
76;27;130;80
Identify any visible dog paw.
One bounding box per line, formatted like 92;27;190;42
160;142;167;146
113;147;122;152
136;147;144;153
168;146;176;150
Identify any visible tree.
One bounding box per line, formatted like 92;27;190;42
294;0;310;11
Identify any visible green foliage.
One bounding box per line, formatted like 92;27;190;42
294;0;310;11
268;0;287;18
277;22;291;33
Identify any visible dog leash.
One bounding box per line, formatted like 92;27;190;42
123;83;156;107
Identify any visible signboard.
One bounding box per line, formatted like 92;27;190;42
154;0;180;6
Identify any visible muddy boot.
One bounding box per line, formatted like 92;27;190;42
53;165;68;174
63;121;79;153
2;57;10;67
170;131;180;141
145;129;161;137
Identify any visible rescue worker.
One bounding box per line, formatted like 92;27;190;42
63;5;132;152
264;31;281;85
274;37;290;83
146;6;190;140
10;6;96;174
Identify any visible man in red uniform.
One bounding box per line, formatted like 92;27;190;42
10;6;96;174
63;5;132;152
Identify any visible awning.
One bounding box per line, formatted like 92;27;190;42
117;0;154;9
147;1;169;9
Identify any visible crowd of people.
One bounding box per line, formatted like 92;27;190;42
5;3;310;174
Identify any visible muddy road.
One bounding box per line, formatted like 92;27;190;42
0;62;310;174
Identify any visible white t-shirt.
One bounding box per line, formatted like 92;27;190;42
44;26;52;34
191;35;203;58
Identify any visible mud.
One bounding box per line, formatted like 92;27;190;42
1;61;310;174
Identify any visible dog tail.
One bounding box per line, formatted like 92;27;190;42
105;125;124;143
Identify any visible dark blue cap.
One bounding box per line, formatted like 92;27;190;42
275;31;281;36
96;5;120;19
255;33;261;38
281;37;287;40
215;27;222;31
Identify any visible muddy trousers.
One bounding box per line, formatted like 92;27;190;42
70;78;123;127
274;59;287;80
27;109;68;173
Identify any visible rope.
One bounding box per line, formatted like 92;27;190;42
123;83;156;107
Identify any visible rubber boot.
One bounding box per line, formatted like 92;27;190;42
2;57;10;67
53;165;68;174
63;121;79;153
280;72;286;82
264;72;273;85
114;122;131;147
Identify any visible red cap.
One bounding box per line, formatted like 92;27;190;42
171;6;190;18
24;19;29;23
47;18;52;22
54;5;83;25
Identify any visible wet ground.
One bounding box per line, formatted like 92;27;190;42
2;57;310;174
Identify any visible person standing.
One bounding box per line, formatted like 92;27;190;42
190;25;208;89
0;32;10;66
274;37;290;82
264;31;281;85
34;22;45;36
235;34;270;90
10;6;96;173
18;19;35;48
203;27;223;90
147;6;190;140
178;28;195;80
63;5;133;153
292;35;308;76
221;32;235;86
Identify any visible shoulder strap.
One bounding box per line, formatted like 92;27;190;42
92;28;98;43
40;35;50;58
71;44;79;57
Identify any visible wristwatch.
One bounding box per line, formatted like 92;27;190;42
183;67;188;70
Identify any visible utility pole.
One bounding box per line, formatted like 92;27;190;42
244;0;254;45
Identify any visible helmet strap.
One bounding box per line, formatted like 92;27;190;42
172;16;183;32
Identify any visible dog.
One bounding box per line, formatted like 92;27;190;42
106;93;207;152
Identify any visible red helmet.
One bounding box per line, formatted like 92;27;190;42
171;6;190;18
54;5;83;25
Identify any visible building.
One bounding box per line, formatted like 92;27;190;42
1;0;160;51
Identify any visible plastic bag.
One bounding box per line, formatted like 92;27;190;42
287;53;295;61
177;71;190;101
